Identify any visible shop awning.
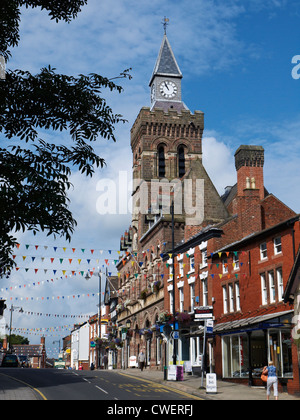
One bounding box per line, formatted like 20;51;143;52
185;310;293;337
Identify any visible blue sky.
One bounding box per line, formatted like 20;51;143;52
1;0;300;356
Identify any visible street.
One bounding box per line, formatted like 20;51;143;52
0;368;201;401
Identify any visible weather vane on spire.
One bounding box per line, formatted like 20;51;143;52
162;16;169;35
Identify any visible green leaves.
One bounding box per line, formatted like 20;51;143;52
0;2;132;277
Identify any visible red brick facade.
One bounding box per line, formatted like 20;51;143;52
113;34;299;396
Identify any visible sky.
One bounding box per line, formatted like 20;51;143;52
1;0;300;357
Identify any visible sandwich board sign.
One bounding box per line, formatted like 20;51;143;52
206;373;217;394
167;365;177;381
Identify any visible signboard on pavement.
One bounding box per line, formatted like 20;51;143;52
206;373;217;394
167;365;177;381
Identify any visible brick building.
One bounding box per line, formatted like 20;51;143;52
162;145;300;394
12;336;46;369
114;32;299;395
116;32;228;370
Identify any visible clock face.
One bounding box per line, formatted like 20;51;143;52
160;81;177;99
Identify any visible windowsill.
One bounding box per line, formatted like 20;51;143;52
258;258;268;264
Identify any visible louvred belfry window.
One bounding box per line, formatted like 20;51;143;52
158;146;166;178
178;146;185;177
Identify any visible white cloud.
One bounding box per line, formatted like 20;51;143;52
202;134;236;195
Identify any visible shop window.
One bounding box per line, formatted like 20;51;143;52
222;334;249;378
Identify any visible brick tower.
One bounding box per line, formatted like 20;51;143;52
117;27;230;370
130;33;228;248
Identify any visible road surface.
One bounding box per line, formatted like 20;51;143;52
0;368;201;402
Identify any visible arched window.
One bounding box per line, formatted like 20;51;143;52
158;146;166;178
178;146;185;177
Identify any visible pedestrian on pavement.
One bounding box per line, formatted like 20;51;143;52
103;354;108;370
262;361;278;400
138;351;145;372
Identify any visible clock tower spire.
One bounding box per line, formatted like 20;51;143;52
149;20;188;112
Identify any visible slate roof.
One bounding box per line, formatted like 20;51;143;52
149;34;182;86
12;344;44;357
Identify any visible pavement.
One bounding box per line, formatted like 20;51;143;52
114;367;300;401
0;368;300;400
0;372;40;400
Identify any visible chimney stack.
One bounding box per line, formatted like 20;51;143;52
234;145;265;236
235;145;265;200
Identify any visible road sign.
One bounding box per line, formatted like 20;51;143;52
171;331;179;340
206;319;214;334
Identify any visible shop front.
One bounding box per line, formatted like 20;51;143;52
214;310;297;393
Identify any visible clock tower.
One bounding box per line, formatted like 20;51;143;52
149;33;188;112
130;26;229;247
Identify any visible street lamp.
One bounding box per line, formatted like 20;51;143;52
85;268;107;368
8;305;23;352
171;198;177;367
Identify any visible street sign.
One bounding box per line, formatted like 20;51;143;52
206;319;214;334
194;306;213;321
171;331;179;340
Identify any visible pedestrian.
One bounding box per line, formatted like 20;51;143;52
103;354;108;370
262;361;278;400
138;351;145;372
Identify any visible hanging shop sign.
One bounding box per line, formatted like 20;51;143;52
194;306;213;320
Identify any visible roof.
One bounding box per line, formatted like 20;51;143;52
13;344;44;357
211;214;300;256
151;101;188;113
149;34;182;86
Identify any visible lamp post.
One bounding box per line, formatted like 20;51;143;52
171;198;177;367
8;305;23;352
85;267;107;368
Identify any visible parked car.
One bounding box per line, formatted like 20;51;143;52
18;355;30;368
1;354;20;367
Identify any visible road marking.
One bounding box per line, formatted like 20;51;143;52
117;372;203;401
83;378;91;383
95;385;108;395
0;373;47;401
